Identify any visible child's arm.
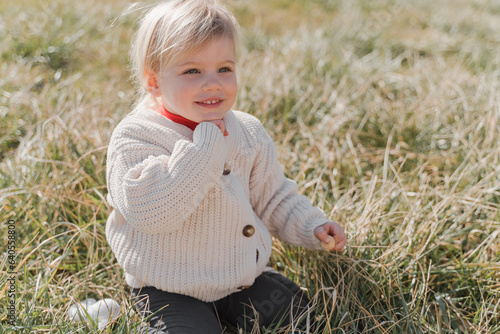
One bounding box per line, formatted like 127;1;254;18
249;121;341;250
107;121;226;234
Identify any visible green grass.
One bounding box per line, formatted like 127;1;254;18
1;0;499;332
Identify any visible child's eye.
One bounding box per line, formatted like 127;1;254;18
218;67;232;73
184;69;200;74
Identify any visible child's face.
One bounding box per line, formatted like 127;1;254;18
155;36;237;123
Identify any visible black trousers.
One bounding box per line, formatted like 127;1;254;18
131;270;312;333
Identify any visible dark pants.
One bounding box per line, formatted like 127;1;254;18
131;270;312;333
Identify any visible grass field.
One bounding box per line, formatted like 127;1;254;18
1;0;499;332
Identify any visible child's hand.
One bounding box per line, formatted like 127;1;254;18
314;221;346;252
205;120;228;136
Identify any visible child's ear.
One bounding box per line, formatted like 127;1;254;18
145;70;161;97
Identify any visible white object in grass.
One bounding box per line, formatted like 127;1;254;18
68;298;120;330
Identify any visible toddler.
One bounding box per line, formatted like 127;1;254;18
105;0;347;332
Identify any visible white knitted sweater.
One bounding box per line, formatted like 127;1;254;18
105;106;329;302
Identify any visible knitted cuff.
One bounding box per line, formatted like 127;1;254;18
193;122;227;161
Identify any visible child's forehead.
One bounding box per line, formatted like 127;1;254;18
168;36;236;67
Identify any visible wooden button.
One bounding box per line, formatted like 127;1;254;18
223;163;231;175
242;225;255;237
238;285;251;290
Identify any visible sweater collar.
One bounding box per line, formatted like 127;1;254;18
160;106;199;131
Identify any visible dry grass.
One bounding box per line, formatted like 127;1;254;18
1;0;499;333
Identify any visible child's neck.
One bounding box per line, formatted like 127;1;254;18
160;105;199;131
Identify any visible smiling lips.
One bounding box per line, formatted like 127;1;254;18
196;98;224;108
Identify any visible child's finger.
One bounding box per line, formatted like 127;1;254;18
314;227;331;243
332;224;346;242
206;120;228;136
334;237;347;252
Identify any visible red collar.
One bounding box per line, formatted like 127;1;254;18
160;106;199;131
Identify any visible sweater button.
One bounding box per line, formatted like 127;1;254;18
223;163;231;175
242;225;255;237
238;285;251;290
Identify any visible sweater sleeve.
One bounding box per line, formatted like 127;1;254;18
107;121;226;234
249;124;327;250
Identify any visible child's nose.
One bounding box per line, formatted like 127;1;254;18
202;73;222;91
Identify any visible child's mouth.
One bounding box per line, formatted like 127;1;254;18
196;99;224;108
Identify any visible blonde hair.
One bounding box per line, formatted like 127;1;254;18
129;0;239;105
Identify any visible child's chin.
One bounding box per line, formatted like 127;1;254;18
200;112;228;121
